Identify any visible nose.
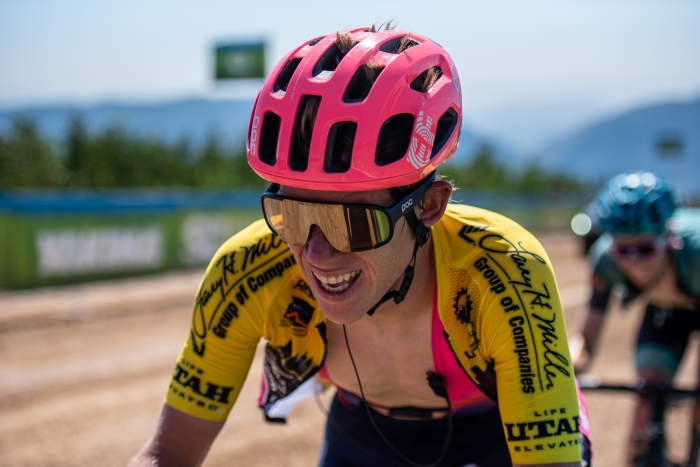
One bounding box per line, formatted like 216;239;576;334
304;225;343;263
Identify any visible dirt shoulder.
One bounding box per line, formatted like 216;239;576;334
0;233;696;466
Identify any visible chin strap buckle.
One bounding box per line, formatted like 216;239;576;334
393;265;414;305
414;222;429;247
365;198;430;316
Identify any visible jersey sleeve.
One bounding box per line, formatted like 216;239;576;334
164;220;282;422
434;206;582;464
477;230;582;464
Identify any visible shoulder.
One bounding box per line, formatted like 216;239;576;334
205;218;293;282
588;234;615;270
587;234;613;263
195;219;297;324
214;218;284;261
438;203;532;235
167;219;298;421
669;208;700;249
669;209;700;295
434;203;561;366
434;203;552;270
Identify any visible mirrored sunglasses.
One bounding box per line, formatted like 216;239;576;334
611;236;667;261
261;176;433;252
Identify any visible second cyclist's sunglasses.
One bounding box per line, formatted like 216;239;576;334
611;235;667;260
261;176;434;252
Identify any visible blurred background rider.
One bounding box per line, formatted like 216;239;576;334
570;172;700;465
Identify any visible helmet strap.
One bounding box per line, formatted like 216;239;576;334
366;213;428;317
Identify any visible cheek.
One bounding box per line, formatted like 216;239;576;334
645;255;668;273
286;244;305;267
368;224;415;271
616;256;664;276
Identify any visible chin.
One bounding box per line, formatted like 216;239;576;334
636;276;655;288
318;302;367;324
304;268;375;323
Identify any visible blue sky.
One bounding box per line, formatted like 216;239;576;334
1;0;698;152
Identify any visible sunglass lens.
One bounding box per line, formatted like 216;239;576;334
613;239;663;259
263;196;394;252
262;197;309;246
343;207;392;251
637;244;657;255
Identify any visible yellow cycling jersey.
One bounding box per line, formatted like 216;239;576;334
165;203;581;464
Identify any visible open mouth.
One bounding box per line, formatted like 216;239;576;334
312;270;361;293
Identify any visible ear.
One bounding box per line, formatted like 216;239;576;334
418;180;452;228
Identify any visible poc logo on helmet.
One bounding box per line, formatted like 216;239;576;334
402;199;414;212
249;116;260;156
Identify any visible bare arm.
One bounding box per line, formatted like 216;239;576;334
569;305;605;373
128;404;224;467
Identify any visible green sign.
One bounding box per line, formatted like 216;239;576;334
214;40;265;79
0;209;261;289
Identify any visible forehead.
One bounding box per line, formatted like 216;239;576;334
277;185;395;205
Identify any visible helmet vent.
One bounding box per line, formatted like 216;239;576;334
375;114;414;166
290;95;321;172
429;107;459;159
273;58;302;94
324;122;357;173
379;36;420;54
308;36;324;46
344;64;384;102
410;67;442;92
313;41;358;79
258;111;281;166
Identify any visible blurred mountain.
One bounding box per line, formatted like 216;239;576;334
0;98;255;149
538;96;700;195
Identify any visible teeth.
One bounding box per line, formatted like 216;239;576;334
321;281;352;292
313;270;360;292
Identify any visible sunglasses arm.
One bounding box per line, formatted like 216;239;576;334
388;173;435;247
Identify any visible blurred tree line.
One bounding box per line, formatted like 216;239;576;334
0;117;266;190
0;118;585;192
440;144;585;193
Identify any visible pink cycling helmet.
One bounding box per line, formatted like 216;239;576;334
246;26;462;191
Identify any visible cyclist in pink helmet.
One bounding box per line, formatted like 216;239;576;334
130;25;586;467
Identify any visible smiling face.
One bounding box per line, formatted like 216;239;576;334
277;185;417;324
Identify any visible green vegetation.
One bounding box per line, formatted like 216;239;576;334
0;117;266;190
0;119;585;192
441;144;587;193
0;120;66;188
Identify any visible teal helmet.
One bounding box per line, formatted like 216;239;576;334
595;172;675;235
